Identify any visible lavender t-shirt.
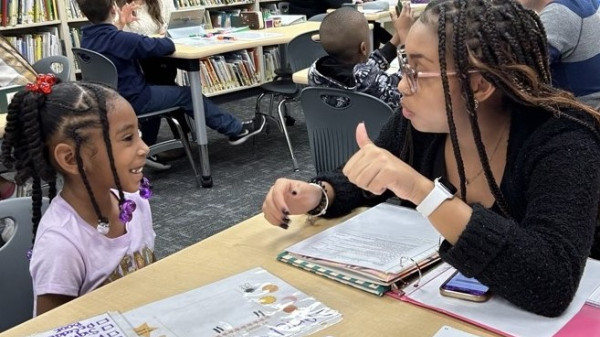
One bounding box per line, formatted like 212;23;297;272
30;191;155;313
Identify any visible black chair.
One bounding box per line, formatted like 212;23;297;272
255;30;326;171
32;55;71;82
71;48;201;187
0;197;49;331
308;13;327;22
300;87;393;174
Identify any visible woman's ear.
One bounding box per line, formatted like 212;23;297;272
470;73;495;103
53;143;80;176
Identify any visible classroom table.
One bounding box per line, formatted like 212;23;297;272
166;22;321;188
0;210;499;337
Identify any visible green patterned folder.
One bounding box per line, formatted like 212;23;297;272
277;251;390;296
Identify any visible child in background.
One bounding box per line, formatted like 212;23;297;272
1;78;156;315
308;5;413;109
76;0;266;166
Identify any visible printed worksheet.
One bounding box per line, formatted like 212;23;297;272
122;268;342;337
30;312;136;337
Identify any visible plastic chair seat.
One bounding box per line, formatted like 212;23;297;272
260;79;298;95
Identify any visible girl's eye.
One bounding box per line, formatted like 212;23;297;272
124;135;133;142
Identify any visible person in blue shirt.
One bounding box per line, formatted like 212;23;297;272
76;0;266;169
517;0;600;109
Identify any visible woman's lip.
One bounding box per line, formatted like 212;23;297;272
402;105;414;118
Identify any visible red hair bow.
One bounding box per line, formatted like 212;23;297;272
26;74;57;95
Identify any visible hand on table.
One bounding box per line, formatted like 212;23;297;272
262;178;323;228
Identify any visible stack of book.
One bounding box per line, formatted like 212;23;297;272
3;28;60;64
278;203;442;296
262;46;281;81
1;0;59;26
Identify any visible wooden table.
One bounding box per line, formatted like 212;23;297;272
167;22;321;188
1;210;498;337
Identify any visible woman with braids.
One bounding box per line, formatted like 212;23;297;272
0;77;156;315
262;0;600;317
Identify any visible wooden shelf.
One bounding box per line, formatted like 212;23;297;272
0;21;61;31
204;82;262;97
67;17;89;23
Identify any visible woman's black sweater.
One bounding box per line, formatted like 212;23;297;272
316;108;600;317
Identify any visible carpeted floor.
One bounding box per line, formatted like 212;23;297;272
146;95;315;259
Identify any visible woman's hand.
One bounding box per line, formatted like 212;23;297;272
262;178;323;227
343;123;424;203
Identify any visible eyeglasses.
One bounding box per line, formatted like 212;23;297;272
397;50;477;94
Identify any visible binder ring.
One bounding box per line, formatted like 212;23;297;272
399;256;423;288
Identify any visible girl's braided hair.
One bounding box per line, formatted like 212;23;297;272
1;81;127;242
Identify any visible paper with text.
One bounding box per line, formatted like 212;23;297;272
30;312;136;337
123;267;341;337
286;203;440;274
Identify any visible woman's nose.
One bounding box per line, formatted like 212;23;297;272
398;76;413;96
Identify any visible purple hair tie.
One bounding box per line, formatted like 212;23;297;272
116;176;152;227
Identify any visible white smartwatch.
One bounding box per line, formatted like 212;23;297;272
416;177;457;218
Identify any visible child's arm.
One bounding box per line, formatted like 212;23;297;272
36;294;75;315
354;60;401;110
389;2;413;47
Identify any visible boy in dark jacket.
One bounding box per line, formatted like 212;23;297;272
77;0;265;169
308;5;413;109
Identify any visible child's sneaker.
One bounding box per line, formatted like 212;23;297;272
228;115;266;145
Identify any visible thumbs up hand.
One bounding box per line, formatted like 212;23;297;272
343;123;421;201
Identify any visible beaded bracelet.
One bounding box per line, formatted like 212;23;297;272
307;180;329;217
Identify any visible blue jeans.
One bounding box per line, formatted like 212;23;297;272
138;85;242;145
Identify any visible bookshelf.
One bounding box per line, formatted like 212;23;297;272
1;0;298;91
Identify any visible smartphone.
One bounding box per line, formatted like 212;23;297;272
396;0;403;16
439;271;491;302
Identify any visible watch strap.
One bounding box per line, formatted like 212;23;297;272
416;177;455;218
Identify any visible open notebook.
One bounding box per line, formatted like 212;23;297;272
278;203;442;295
166;8;206;40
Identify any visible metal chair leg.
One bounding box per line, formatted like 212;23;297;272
278;99;299;171
165;117;202;187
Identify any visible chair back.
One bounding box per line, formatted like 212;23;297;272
300;87;393;174
71;48;118;89
286;30;327;72
0;197;49;331
308;13;327;22
32;55;71;83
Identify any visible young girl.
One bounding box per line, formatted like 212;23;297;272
262;0;600;317
0;77;156;315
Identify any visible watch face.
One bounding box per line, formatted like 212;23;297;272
438;177;457;195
